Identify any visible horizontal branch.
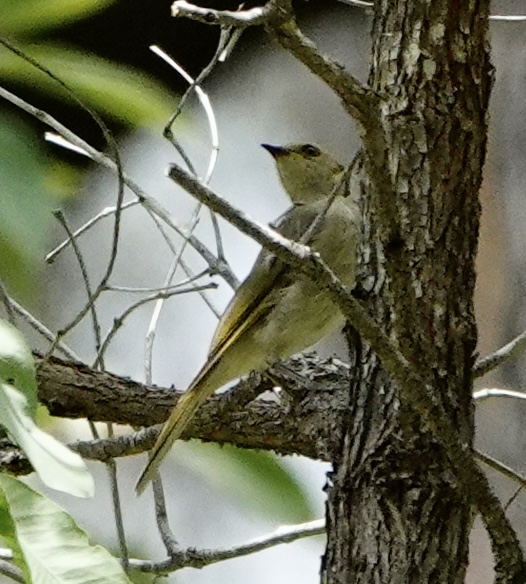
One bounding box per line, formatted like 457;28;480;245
32;353;350;464
129;518;325;573
172;0;270;27
474;388;526;402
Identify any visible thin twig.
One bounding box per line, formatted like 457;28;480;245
336;0;373;6
144;205;202;382
152;477;178;555
45;200;139;264
0;291;79;360
128;518;325;573
490;15;526;21
171;0;271;27
474;328;526;378
474;388;526;401
150;45;219;183
295;154;358;251
52;210;103;359
106;271;210;294
105;454;129;572
476;450;526;492
0;282;16;325
504;486;522;512
0;559;24;583
93;283;216;368
145;44;224;383
219;28;244;62
0;87;238;290
144;209;223;316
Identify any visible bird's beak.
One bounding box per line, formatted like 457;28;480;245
261;144;287;158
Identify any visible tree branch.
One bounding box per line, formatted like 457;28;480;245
129;518;325;573
474;327;526;378
171;0;271;27
32;353;350;463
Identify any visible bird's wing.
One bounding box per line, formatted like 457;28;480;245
208;203;319;359
135;204;324;495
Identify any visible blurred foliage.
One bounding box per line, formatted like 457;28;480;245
0;112;64;299
184;443;316;522
0;43;175;126
0;0;176;298
0;0;115;36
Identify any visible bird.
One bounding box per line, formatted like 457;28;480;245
135;143;361;494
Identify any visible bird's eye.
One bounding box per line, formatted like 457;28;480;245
301;144;321;158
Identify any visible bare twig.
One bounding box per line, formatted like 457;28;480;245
106;270;210;294
476;450;526;493
144;210;223;317
150;45;219;182
0;559;24;583
336;0;373;6
45;201;139;264
0;282;16;325
128;519;325;573
52;210;103;359
474;388;526;401
152;477;178;555
0;87;238;290
474;328;526;378
171;0;271;27
0;290;79;360
93;283;216;368
144;207;202;382
105;454;129;571
490;15;526;21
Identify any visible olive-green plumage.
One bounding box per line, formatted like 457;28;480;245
136;143;360;494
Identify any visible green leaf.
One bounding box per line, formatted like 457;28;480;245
0;320;94;498
0;319;38;416
0;44;176;125
0;483;32;582
0;0;117;37
181;443;314;522
0;475;132;583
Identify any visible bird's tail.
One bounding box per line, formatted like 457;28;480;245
135;383;212;495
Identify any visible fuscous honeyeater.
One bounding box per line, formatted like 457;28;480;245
136;143;360;494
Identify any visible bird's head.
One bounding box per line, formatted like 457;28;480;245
262;143;344;204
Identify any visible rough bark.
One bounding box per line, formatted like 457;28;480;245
322;1;494;582
33;353;351;461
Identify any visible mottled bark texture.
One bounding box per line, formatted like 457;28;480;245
322;2;494;583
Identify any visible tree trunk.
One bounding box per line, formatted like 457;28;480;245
322;1;492;581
